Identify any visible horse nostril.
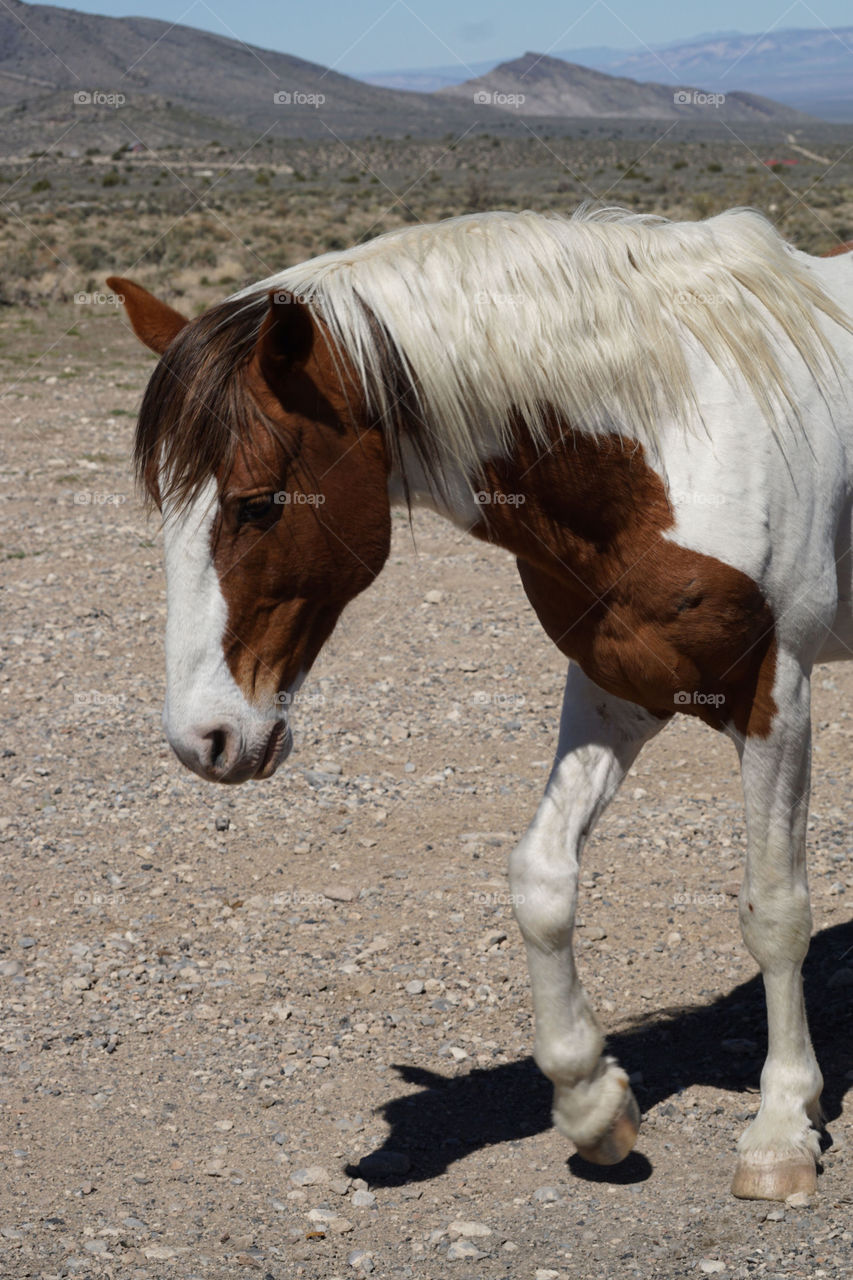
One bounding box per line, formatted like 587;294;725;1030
204;726;231;772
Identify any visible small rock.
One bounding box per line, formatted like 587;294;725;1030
290;1166;330;1186
764;1208;785;1221
405;980;425;995
324;886;357;903
448;1221;492;1239
535;1271;562;1280
785;1191;812;1208
446;1240;485;1260
145;1246;178;1260
347;1249;375;1272
307;1208;353;1233
532;1185;561;1203
424;590;444;604
721;1038;757;1054
214;815;230;831
351;1189;376;1208
697;1262;726;1275
476;930;507;951
667;931;682;947
83;1240;108;1255
0;960;22;977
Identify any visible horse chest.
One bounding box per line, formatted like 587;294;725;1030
473;432;777;733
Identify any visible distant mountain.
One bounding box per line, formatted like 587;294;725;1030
361;27;853;121
438;52;811;122
0;0;480;150
580;27;853;121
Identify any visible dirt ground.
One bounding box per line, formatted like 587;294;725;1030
1;306;852;1280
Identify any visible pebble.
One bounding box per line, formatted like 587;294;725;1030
307;1208;354;1233
424;590;444;604
448;1221;492;1238
446;1240;485;1260
697;1262;726;1275
351;1189;376;1208
476;929;507;951
290;1165;330;1186
764;1208;785;1221
532;1185;561;1202
785;1191;812;1208
405;979;425;995
0;960;22;977
214;815;230;831
535;1271;562;1280
347;1249;375;1272
721;1038;758;1054
324;885;357;902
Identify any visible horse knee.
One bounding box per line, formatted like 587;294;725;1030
738;884;811;967
509;841;579;944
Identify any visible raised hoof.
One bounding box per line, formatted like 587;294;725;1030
574;1087;641;1166
731;1155;817;1201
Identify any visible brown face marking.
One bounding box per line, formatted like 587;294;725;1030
210;304;392;707
471;428;777;736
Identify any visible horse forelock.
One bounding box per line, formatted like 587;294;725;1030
134;295;270;512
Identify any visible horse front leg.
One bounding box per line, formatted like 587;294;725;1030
510;663;665;1162
729;652;823;1200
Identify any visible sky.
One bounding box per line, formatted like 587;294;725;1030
29;0;853;73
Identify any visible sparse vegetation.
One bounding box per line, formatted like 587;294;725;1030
0;125;849;310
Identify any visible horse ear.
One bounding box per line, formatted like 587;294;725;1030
255;289;315;384
107;277;189;354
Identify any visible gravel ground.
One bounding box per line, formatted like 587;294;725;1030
1;311;852;1279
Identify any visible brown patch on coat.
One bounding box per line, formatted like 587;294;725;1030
471;427;777;737
822;241;853;258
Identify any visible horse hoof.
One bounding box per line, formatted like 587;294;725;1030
574;1087;640;1166
731;1155;817;1201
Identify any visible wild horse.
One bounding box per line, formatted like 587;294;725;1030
110;206;853;1199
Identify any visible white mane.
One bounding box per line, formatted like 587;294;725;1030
232;206;849;479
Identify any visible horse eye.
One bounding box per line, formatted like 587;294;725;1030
237;494;276;525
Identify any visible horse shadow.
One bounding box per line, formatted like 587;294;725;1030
344;917;853;1186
